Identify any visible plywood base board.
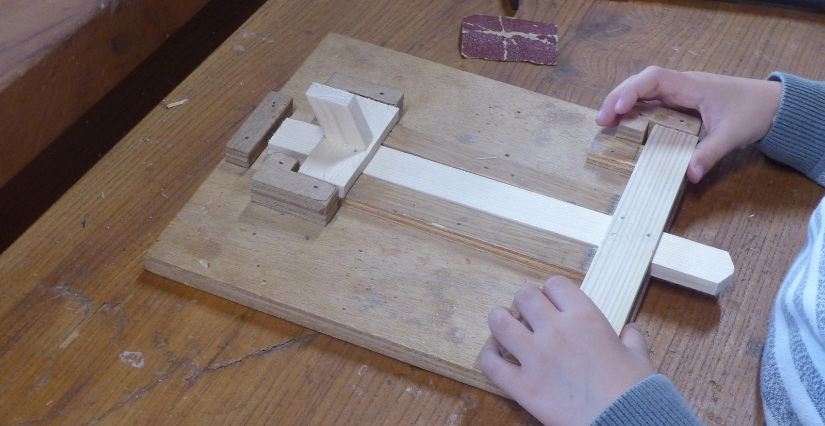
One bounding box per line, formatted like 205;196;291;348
145;34;729;396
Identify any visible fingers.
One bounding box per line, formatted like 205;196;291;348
513;283;557;331
479;343;521;395
596;67;702;128
541;276;594;313
488;306;534;359
686;124;739;183
619;322;649;360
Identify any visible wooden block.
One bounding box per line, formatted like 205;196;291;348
616;102;702;144
580;125;699;333
586;132;644;176
363;146;732;294
326;73;404;109
306;83;373;148
267;118;325;164
224;91;293;168
251;152;339;225
299;96;399;198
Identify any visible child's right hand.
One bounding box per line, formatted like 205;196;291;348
595;66;782;183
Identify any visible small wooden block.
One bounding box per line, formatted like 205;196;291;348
267;118;325;164
224;91;293;168
580;125;699;333
306;83;373;149
251;152;339;225
586;132;644;176
326;73;404;110
616;102;702;144
299;96;400;198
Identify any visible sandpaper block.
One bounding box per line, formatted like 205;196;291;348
460;15;558;65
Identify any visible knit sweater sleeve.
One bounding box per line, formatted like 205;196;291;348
591;375;705;426
756;72;825;186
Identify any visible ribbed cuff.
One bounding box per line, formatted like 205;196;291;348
756;72;825;186
592;375;705;426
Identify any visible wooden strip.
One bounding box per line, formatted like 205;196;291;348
252;153;339;225
224;91;293;168
267;118;325;164
580;125;698;333
386;126;621;214
299;96;399;197
306;83;373;148
585;132;643;176
617;102;702;144
272;124;733;294
325;73;404;109
363;147;612;246
345;174;596;281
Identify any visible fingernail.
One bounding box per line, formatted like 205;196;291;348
692;164;704;179
615;98;625;111
628;323;641;332
595;109;603;121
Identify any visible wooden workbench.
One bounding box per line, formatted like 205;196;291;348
2;0;824;424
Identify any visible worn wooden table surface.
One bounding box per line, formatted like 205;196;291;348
2;0;825;424
0;0;214;189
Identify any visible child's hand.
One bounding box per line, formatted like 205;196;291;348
480;277;654;426
595;66;782;183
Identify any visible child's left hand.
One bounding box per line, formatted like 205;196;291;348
479;276;655;426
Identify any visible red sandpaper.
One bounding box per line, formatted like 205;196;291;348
461;15;558;65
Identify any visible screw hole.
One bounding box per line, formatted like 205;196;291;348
313;185;318;188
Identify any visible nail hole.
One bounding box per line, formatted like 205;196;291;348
313;185;318;188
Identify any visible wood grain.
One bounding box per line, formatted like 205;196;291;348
4;0;825;424
0;0;212;188
580;125;698;333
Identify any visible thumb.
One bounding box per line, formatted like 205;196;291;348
619;323;649;359
686;128;732;183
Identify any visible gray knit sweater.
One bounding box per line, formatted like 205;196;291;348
593;72;825;426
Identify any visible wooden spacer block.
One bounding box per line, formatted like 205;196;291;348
325;73;404;109
224;91;293;168
586;132;643;176
251;152;339;225
306;83;373;149
267;118;325;164
616;102;702;144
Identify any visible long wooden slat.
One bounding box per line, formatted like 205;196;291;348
580;125;699;333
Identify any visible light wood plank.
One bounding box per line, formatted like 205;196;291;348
267;118;325;164
326;72;404;109
580;125;698;333
306;83;373;148
364;147;611;246
298;95;399;197
224;91;293;168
